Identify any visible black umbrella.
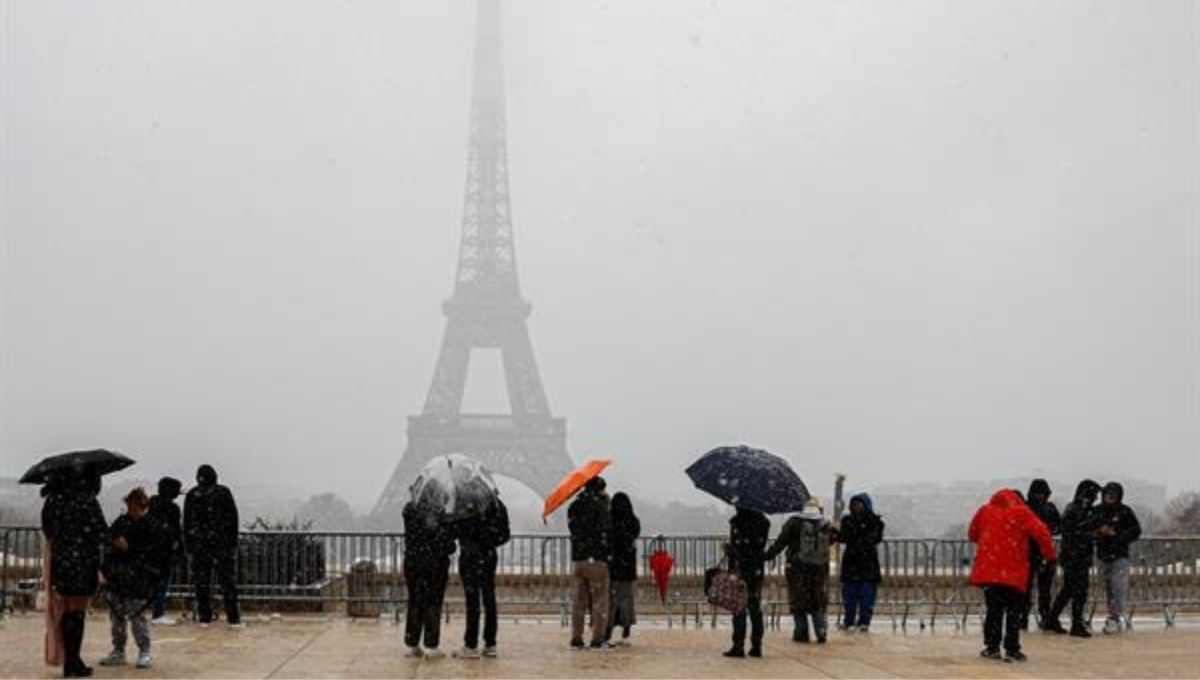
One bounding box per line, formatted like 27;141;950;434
685;445;809;514
18;449;135;485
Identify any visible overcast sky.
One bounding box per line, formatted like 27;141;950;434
2;0;1197;512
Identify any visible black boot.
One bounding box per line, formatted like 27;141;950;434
61;611;93;678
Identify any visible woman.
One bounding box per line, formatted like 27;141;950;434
100;488;163;669
402;493;455;659
836;493;884;632
42;472;108;678
606;492;641;646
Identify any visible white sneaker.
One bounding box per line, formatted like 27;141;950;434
452;646;480;659
99;650;127;666
423;648;445;660
136;652;153;669
482;646;498;658
228;622;245;629
151;615;177;626
1103;619;1122;635
404;646;423;658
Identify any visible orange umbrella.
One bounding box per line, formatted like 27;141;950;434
542;457;611;521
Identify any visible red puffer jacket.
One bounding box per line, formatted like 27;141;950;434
968;489;1056;592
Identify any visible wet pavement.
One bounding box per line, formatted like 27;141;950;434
1;613;1198;678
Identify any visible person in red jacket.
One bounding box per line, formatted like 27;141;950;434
968;489;1056;663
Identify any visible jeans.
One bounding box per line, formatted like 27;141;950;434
794;612;828;640
571;560;609;644
842;580;877;628
192;549;240;624
106;593;151;655
983;585;1024;653
1099;558;1130;624
1050;561;1089;628
404;559;449;649
731;571;764;651
460;552;498;649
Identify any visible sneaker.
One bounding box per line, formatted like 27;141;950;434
228;621;245;629
404;646;423;658
569;638;586;651
151;615;176;626
482;646;498;658
99;651;127;667
452;646;480;659
980;647;1002;660
857;624;870;633
1103;619;1122;635
723;647;745;658
1004;650;1027;663
589;640;613;652
135;652;153;669
1070;626;1093;638
423;648;445;660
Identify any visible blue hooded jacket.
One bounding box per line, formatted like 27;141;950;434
837;493;884;583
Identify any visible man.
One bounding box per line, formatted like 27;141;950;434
451;496;510;659
969;489;1056;663
725;506;770;658
147;477;183;624
183;465;241;626
1047;480;1102;636
1095;481;1142;634
567;476;611;650
764;497;833;644
1023;479;1061;630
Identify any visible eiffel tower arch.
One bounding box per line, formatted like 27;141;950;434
373;0;574;523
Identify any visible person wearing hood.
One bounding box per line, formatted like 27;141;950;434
765;497;834;644
725;506;769;658
449;494;510;659
1022;479;1061;631
402;491;456;659
1094;481;1142;635
605;492;641;646
1047;480;1101;636
183;465;241;626
41;472;109;678
969;489;1057;663
148;477;183;624
567;476;612;650
835;493;884;632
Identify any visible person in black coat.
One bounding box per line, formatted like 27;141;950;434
183;464;241;625
403;496;456;657
450;496;510;658
1047;479;1101;636
1022;479;1061;630
836;493;884;631
725;506;769;658
147;477;183;622
42;472;108;678
567;476;611;649
605;492;641;645
99;487;165;669
1095;481;1141;634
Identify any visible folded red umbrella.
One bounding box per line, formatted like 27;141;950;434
649;547;674;604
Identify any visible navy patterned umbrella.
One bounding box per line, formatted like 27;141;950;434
685;445;809;514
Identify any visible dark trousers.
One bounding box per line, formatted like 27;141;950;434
192;549;240;624
731;571;764;652
404;559;449;649
151;562;173;619
983;585;1024;653
1022;559;1055;627
842;580;877;627
1050;562;1090;628
460;552;498;649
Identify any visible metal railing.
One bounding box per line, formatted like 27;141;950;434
4;527;1199;628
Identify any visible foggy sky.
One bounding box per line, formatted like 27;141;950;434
2;1;1198;512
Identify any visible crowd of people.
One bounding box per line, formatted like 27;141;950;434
39;464;242;677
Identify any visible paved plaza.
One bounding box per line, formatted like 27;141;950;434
2;613;1199;679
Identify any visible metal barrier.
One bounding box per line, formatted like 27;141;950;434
3;527;1198;628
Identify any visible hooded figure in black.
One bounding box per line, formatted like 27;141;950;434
402;492;456;657
606;492;641;645
1094;481;1141;634
183;465;241;625
1022;479;1061;630
450;495;510;657
1048;479;1101;636
725;506;769;658
42;472;108;678
148;477;183;621
836;493;884;631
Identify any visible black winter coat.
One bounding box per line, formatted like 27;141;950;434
727;509;770;580
837;513;884;584
403;502;456;572
41;490;108;596
148;495;183;571
1095;503;1142;562
568;490;611;562
454;499;511;560
184;483;239;554
608;512;641;582
1058;500;1099;567
1026;499;1061;563
103;513;166;598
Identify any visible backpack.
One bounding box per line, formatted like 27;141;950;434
793;518;832;566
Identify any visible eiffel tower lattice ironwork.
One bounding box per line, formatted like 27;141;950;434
373;0;573;521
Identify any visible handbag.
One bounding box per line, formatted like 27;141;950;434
704;558;747;613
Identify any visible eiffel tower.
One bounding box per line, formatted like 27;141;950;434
373;0;574;522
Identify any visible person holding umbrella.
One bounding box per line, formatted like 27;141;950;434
567;476;612;650
450;492;510;659
725;505;770;658
403;480;457;658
